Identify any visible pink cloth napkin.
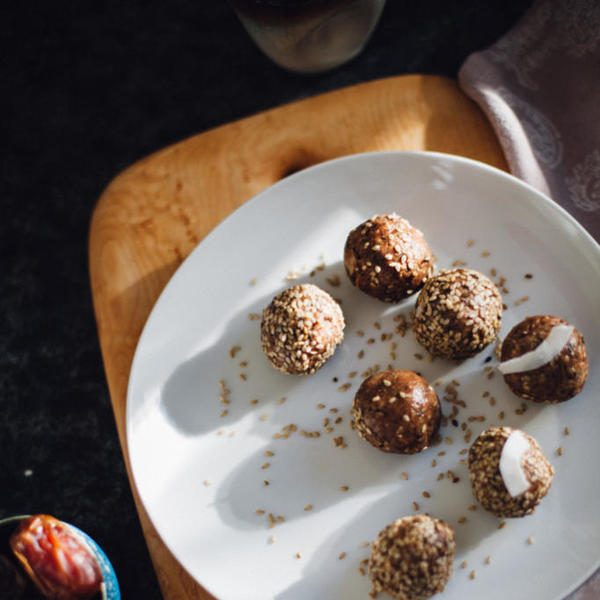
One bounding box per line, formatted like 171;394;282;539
460;2;599;597
459;0;600;242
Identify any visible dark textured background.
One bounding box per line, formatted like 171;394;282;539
1;1;531;597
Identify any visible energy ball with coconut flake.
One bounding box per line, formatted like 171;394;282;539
351;370;441;454
343;214;434;302
260;284;344;375
499;315;588;403
413;268;502;359
369;515;455;600
468;427;554;518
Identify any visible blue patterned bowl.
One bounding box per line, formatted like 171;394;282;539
0;514;120;600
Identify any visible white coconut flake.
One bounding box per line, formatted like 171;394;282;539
498;325;574;375
499;431;531;497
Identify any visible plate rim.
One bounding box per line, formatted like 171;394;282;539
125;150;600;599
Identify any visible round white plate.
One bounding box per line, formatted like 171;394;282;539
127;152;600;600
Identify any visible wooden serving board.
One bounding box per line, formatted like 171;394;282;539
89;74;507;599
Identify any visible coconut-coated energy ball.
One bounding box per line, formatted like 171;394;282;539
369;515;455;600
260;284;344;375
351;370;441;454
468;427;554;518
500;315;588;403
413;268;502;359
344;214;434;302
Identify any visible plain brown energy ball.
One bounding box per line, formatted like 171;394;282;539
413;268;502;359
369;515;456;600
468;427;554;518
260;284;344;375
344;214;434;302
351;370;441;454
500;315;588;403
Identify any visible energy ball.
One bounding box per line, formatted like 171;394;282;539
468;427;554;518
344;214;434;302
351;370;441;454
260;284;344;375
369;515;455;600
499;315;588;403
413;268;502;359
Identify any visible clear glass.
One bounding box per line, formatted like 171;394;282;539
231;0;386;74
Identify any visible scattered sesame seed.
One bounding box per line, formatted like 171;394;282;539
460;560;468;570
259;414;268;422
338;383;352;392
333;436;347;448
340;485;350;492
414;353;424;360
276;397;287;405
263;480;270;486
458;516;468;524
564;426;571;436
412;501;420;511
239;360;248;368
468;504;477;511
316;403;326;410
220;409;229;418
481;250;490;257
249;278;257;286
229;345;242;358
357;350;365;359
556;446;564;457
304;504;313;512
202;480;211;487
268;535;276;544
527;536;535;545
248;312;261;321
240;373;248;381
422;491;431;499
467;239;475;247
469;570;476;580
400;471;410;480
338;552;347;560
295;552;302;559
326;275;341;287
514;295;530;306
484;556;491;565
498;521;506;530
250;398;259;405
524;273;533;279
261;462;270;470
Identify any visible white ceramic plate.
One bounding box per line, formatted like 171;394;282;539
127;152;600;600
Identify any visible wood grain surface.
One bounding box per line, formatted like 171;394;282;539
89;74;507;599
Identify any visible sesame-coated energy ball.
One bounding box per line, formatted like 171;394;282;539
413;268;502;359
260;284;344;375
468;427;554;518
344;214;434;302
351;370;441;454
369;515;455;600
500;315;588;403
